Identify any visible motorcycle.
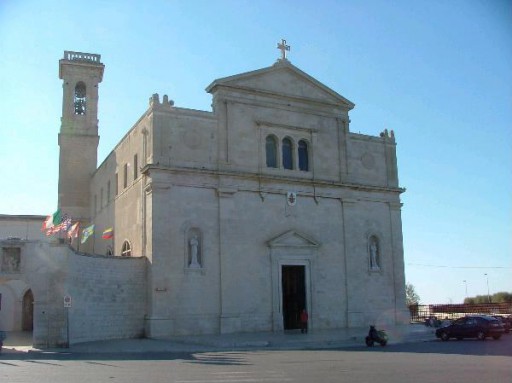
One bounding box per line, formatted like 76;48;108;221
0;331;6;353
365;326;388;347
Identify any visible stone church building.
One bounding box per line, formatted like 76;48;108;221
0;49;408;346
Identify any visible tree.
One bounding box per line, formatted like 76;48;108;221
464;295;488;304
492;291;512;303
464;291;512;304
405;283;420;306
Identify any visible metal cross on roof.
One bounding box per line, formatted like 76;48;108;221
277;39;290;60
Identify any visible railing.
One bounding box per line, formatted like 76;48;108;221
409;303;512;323
63;51;101;63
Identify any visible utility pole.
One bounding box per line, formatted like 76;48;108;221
484;273;490;303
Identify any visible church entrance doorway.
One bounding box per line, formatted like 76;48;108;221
22;289;34;331
281;265;306;330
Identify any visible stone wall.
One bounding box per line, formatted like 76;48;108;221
0;239;146;347
66;251;147;344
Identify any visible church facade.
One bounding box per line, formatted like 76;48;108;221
1;49;408;345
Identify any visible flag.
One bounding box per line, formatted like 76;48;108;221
67;222;80;239
41;209;61;231
81;224;95;244
102;227;113;239
57;216;72;232
45;227;57;236
45;215;71;236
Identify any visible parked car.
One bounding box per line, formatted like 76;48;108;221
435;315;504;341
492;315;511;334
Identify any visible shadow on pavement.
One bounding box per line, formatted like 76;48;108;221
0;350;253;366
345;337;512;357
1;328;510;361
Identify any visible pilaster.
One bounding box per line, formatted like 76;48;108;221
388;201;409;324
216;186;240;333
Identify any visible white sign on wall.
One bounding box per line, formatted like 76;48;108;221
63;295;72;308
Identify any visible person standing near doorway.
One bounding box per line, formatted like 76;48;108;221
300;309;309;334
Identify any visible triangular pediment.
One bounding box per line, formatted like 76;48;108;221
267;230;320;248
206;60;354;109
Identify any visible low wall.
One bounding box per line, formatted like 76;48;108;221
66;251;148;344
23;243;148;347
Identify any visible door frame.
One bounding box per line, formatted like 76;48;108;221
267;230;319;332
272;258;312;332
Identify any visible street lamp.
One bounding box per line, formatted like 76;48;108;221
484;273;490;303
463;280;467;300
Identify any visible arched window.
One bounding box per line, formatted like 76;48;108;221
74;81;87;115
282;137;293;170
265;135;278;168
121;241;132;257
298;140;309;171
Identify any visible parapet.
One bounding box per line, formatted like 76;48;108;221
380;129;396;142
63;51;102;64
59;51;104;80
149;93;175;110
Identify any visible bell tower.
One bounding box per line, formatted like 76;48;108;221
58;51;104;221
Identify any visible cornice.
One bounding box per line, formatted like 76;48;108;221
141;164;406;195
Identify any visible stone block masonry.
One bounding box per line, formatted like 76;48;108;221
66;251;148;344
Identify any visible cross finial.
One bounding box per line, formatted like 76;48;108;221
277;39;290;60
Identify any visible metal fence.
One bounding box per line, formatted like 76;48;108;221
409;303;512;323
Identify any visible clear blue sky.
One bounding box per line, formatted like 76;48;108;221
1;0;510;304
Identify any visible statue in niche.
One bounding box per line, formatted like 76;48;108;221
369;238;380;270
189;235;201;268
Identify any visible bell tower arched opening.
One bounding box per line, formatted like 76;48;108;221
74;81;87;115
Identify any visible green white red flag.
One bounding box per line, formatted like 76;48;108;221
41;209;62;231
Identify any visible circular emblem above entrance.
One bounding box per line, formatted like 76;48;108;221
287;192;297;206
